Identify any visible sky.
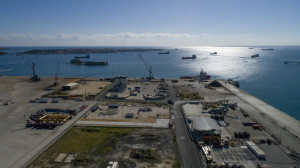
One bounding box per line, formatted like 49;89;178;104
0;0;300;47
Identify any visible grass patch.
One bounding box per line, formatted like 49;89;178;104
179;92;204;100
50;90;68;95
130;149;160;163
202;102;222;110
172;161;181;168
29;127;134;167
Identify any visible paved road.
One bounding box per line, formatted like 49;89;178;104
172;101;205;168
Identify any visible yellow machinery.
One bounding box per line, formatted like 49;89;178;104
38;114;71;124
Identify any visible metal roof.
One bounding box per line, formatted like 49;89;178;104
246;141;266;157
63;83;78;87
192;117;221;131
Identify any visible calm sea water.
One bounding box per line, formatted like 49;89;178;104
1;46;300;120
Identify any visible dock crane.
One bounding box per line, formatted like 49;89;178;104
53;62;60;86
139;54;154;80
30;63;40;82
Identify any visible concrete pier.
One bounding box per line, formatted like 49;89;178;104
219;80;300;151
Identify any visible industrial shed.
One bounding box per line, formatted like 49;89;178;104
246;141;266;160
207;80;222;87
192;117;222;144
192;117;221;131
62;83;79;90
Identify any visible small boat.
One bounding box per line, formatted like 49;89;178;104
228;79;239;88
210;52;217;55
75;54;90;59
158;51;170;54
180;76;194;79
84;61;108;66
71;58;108;66
251;54;259;58
199;68;211;80
182;55;196;59
262;48;274;51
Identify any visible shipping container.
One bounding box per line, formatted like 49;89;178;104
91;105;98;112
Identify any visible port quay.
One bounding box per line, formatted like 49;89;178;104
0;75;299;168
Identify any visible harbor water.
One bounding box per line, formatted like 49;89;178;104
0;46;299;120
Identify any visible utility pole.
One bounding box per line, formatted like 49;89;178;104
224;81;227;102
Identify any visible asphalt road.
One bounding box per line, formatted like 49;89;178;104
172;101;206;168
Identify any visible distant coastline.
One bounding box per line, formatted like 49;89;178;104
21;48;162;55
0;51;8;55
0;47;10;50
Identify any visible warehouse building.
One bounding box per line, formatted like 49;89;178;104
246;141;266;160
191;117;222;145
62;83;79;90
113;75;127;92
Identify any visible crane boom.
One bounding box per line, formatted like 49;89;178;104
53;62;60;86
139;54;153;79
30;63;40;82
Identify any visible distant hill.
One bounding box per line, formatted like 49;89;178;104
22;48;162;55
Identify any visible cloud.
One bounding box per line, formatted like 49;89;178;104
0;32;211;46
1;32;295;46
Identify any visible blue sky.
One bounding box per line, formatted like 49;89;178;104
0;0;299;46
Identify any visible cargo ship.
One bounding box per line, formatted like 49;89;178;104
158;51;170;54
182;54;196;59
84;61;108;66
70;58;108;66
251;54;259;58
262;48;274;50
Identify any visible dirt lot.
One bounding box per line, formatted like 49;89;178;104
86;101;170;121
102;128;179;168
176;84;204;100
28;127;180;168
49;80;111;99
67;80;110;96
